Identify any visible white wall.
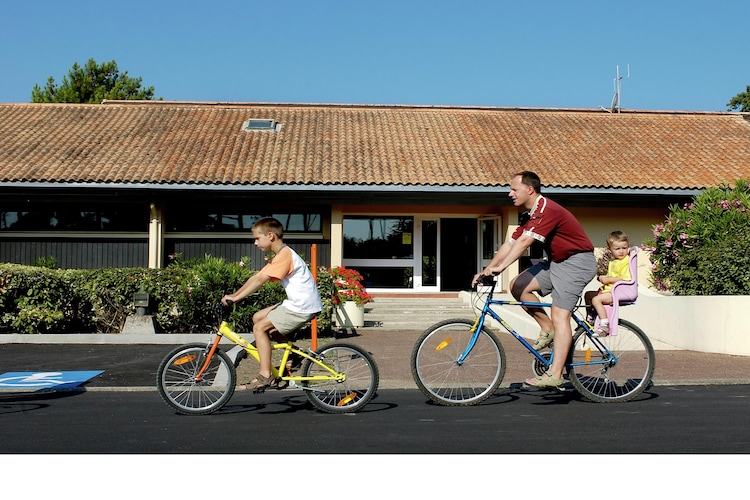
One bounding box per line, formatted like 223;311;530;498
461;286;750;357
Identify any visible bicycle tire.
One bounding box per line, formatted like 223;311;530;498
411;318;506;406
157;343;236;415
301;342;379;414
567;319;655;403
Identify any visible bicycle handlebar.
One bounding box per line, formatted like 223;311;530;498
215;300;233;310
215;300;234;322
475;274;497;288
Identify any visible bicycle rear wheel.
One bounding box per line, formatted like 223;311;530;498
411;319;506;406
568;319;655;403
157;343;236;415
301;342;379;414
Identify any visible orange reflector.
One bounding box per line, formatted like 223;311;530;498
436;338;452;351
173;354;197;366
337;393;357;406
584;348;591;363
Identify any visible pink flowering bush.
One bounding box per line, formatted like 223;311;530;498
643;178;750;294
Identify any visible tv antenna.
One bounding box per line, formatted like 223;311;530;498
601;64;630;113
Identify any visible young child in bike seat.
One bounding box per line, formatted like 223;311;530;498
221;217;322;391
584;230;631;337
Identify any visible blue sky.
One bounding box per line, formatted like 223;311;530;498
1;0;748;111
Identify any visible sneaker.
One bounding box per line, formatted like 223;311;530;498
585;307;596;324
532;329;555;351
593;324;609;337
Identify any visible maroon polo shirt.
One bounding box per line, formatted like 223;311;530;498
511;196;594;262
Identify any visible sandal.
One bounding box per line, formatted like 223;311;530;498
238;373;277;393
525;371;565;389
531;329;555;351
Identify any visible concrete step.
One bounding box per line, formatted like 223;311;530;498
361;296;476;331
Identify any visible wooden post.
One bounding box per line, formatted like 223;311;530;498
311;243;318;351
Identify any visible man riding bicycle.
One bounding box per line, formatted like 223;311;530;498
472;171;596;388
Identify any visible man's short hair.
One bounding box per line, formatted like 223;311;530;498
514;171;542;194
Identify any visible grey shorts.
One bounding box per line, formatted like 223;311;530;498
524;252;596;311
267;304;319;335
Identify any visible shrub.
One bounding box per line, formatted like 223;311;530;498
0;265;91;334
643;178;750;295
0;255;335;334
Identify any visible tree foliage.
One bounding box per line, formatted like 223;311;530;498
727;85;750;112
31;58;156;103
643;179;750;295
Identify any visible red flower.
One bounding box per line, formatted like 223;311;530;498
328;266;373;306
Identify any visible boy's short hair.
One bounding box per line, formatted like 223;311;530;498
253;217;284;239
606;230;629;248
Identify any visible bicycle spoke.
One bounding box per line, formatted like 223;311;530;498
411;319;505;406
568;320;655;403
157;344;236;415
302;343;379;413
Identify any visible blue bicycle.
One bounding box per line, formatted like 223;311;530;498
410;274;655;405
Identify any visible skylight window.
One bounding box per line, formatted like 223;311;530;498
242;118;280;132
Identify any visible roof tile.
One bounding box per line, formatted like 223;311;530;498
1;101;749;190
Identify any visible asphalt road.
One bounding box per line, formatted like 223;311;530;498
2;384;749;454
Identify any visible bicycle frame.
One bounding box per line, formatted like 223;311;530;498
158;301;379;415
193;320;346;387
468;282;616;371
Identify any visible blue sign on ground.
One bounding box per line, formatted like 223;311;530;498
0;371;104;389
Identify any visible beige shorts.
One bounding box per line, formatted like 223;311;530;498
267;304;319;335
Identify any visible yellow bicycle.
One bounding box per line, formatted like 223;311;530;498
157;302;379;415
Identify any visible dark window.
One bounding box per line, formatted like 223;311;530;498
1;205;148;232
343;216;414;259
168;210;322;233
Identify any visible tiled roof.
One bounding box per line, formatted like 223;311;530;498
1;100;749;191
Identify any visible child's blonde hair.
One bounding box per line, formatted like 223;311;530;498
606;230;629;248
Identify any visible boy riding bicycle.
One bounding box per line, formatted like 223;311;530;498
221;217;322;391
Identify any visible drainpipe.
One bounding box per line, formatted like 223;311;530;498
148;203;163;269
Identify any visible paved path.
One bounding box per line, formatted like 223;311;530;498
1;327;749;390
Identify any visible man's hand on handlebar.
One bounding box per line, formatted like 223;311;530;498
471;273;496;288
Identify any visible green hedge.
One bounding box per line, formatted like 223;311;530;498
0;255;336;334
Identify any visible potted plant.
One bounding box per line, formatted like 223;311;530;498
328;266;373;328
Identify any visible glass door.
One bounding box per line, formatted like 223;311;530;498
417;218;438;290
479;216;501;271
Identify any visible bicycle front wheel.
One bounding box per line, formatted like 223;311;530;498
301;342;379;414
157;343;236;415
568;319;655;403
411;319;506;406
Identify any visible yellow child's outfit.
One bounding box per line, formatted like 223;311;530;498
594;254;631;336
599;255;632;293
